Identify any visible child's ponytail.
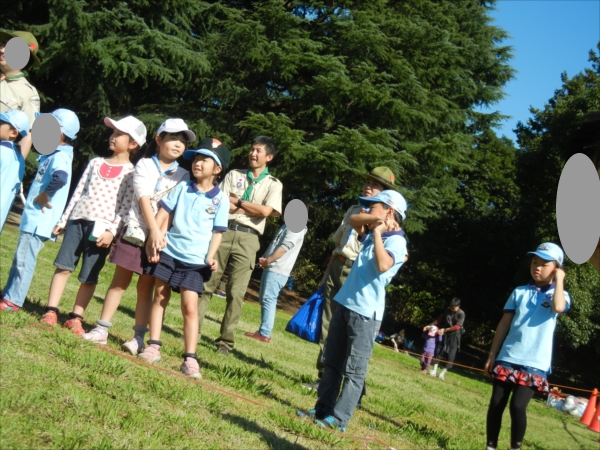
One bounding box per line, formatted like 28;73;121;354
129;142;148;166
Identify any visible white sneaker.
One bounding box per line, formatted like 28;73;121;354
438;372;446;380
82;326;108;345
429;369;437;377
122;336;144;355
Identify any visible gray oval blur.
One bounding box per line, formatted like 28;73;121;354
32;114;62;155
5;37;30;70
556;153;600;264
284;199;308;232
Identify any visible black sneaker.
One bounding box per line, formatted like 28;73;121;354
216;344;229;355
301;380;320;392
296;407;325;420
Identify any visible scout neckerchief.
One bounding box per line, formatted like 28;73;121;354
242;166;270;201
3;73;25;81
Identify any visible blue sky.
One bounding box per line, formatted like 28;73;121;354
484;0;599;142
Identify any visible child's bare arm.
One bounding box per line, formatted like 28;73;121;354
372;220;395;272
484;312;514;377
552;267;567;313
349;212;378;235
206;231;224;271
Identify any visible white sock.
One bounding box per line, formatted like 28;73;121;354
432;364;438;372
440;369;447;376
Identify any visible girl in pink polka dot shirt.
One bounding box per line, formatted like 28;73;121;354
39;116;147;334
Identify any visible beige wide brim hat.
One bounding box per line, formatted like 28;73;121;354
359;166;397;190
0;30;41;68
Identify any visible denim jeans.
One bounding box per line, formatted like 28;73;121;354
3;231;48;307
316;304;380;427
258;270;288;338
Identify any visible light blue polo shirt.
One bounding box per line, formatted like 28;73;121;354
0;140;25;228
20;145;73;240
159;181;230;265
496;281;571;373
334;230;407;320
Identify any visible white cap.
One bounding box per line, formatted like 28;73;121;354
104;116;147;147
156;118;196;143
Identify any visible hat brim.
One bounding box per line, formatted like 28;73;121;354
526;251;561;266
360;172;396;190
0;31;41;68
183;149;222;166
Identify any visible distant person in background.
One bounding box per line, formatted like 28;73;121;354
390;329;409;354
0;30;41;161
420;326;441;373
484;243;570;450
245;219;307;343
427;297;465;380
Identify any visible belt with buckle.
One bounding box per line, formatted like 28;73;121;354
335;254;354;268
228;222;259;236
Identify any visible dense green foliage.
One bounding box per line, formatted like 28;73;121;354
4;1;599;387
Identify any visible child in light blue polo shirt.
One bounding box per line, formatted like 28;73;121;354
1;109;79;312
139;138;231;379
0;109;30;230
484;242;570;450
298;190;408;432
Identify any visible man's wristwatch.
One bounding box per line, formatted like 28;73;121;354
237;198;244;208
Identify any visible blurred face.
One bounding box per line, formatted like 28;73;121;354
0;122;18;141
362;178;385;198
109;129;136;154
449;305;460;313
366;202;393;229
530;255;557;285
248;143;273;169
157;132;187;161
0;41;8;71
192;154;222;180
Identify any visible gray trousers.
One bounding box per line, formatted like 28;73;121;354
316;305;380;427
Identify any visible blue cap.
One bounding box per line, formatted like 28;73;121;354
0;110;30;138
527;242;565;267
359;190;407;220
183;138;231;169
51;108;80;140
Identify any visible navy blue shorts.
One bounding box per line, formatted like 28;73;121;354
54;219;112;284
144;252;212;294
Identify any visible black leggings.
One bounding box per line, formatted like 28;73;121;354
486;380;535;449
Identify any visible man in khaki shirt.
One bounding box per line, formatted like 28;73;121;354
303;166;398;391
199;136;283;354
0;30;41;160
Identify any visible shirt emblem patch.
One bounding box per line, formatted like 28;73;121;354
236;178;243;189
212;197;220;206
206;206;216;215
541;301;551;308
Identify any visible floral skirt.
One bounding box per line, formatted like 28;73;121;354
493;362;549;393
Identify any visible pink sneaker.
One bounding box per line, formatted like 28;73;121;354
82;326;108;344
64;317;85;336
138;344;161;363
122;336;144;355
40;310;58;325
180;357;202;379
0;299;21;312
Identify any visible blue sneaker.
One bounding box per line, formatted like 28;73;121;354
314;415;346;432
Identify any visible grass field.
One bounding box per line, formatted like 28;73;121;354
1;224;598;449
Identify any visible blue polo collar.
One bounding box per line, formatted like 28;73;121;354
528;280;555;293
152;155;179;176
1;140;15;150
37;144;73;160
187;181;220;198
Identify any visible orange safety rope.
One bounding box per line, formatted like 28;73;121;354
377;343;594;394
31;323;394;449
